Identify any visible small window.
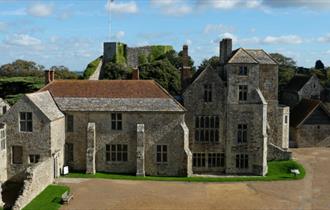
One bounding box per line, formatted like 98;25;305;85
66;115;74;132
239;85;248;101
239;66;248;75
156;145;168;163
12;146;23;164
111;113;122;130
2;106;7;114
65;143;74;163
29;154;40;164
106;144;128;162
208;153;225;167
236;154;249;169
284;115;288;124
193;153;206;167
237;124;248;144
19;112;33;132
204;84;212;102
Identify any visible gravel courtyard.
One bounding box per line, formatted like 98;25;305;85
59;148;330;210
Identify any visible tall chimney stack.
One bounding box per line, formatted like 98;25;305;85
220;38;232;64
132;67;140;80
44;70;50;85
181;45;192;91
49;70;55;82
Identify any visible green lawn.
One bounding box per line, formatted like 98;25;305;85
22;185;69;210
65;160;305;182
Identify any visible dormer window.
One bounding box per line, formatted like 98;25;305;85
204;84;212;102
239;66;248;76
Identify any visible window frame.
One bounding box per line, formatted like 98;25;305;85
2;106;7;115
239;66;248;76
203;84;212;102
195;115;220;143
208;153;225;168
19;112;33;132
111;113;123;130
0;129;5;151
192;153;206;167
156;145;168;164
65;143;74;163
106;144;128;162
29;154;40;164
66;114;74;132
235;154;249;169
237;124;248;144
238;85;248;101
12;146;23;164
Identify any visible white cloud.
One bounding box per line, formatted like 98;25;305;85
105;1;138;14
212;0;240;9
5;34;42;47
318;34;330;43
186;39;192;45
203;24;235;34
26;3;53;17
262;35;303;44
150;0;192;16
115;31;125;39
246;0;263;8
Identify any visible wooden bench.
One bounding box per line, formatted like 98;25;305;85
61;191;74;204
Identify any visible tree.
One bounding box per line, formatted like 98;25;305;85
197;56;220;73
50;66;79;79
103;62;132;80
269;53;296;67
0;59;44;77
315;60;325;70
139;59;180;95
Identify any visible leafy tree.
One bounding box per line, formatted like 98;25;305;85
139;59;180;95
315;60;325;70
197;56;220;72
50;66;79;79
0;59;44;77
269;53;296;67
103;62;132;79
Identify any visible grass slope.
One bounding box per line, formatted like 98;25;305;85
83;57;101;79
66;160;305;182
22;185;69;210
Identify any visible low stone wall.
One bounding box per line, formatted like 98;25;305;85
267;143;292;161
12;158;54;210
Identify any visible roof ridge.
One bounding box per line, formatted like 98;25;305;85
241;48;259;63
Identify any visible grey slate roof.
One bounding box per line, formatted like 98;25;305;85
53;97;185;112
285;74;311;92
228;48;277;65
26;91;64;121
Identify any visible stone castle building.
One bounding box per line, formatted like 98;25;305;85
0;38;292;208
183;39;290;175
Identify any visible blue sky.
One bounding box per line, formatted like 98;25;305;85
0;0;330;71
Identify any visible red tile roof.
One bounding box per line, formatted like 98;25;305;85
40;80;170;98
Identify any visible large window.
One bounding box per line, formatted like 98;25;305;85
12;146;23;164
0;129;5;151
66;115;74;132
29;154;40;164
236;154;249;169
237;124;248;144
239;66;248;75
19;112;32;132
106;144;128;162
195;116;219;143
156;145;168;163
111;113;122;130
208;153;225;168
193;153;206;167
65;143;74;163
204;84;212;102
238;85;248;101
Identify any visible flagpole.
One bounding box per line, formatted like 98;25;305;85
108;0;113;41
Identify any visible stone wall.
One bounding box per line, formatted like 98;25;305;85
267;143;292;161
290;124;330;147
0;123;7;182
298;76;323;100
64;111;190;176
126;46;153;67
12;158;54;210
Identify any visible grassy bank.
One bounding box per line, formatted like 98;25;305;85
65;160;305;182
22;185;69;210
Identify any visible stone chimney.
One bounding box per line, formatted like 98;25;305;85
220;38;232;64
132;67;140;80
181;45;192;91
44;70;55;85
